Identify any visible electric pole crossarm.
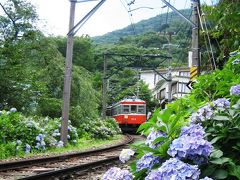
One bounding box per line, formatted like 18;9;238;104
153;69;170;82
68;0;106;36
161;0;197;28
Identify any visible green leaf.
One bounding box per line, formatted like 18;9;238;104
212;169;228;179
210;136;223;144
210;149;223;159
229;163;240;179
210;157;230;165
161;108;172;124
137;122;151;133
152;136;166;145
213;115;230;121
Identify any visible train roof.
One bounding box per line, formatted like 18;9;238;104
119;97;145;103
110;97;146;107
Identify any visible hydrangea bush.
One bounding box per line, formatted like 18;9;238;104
0;110;121;159
102;51;240;180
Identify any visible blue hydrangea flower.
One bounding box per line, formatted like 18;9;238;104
102;167;133;180
10;107;17;113
136;153;161;172
16;140;22;145
146;158;200;180
57;141;64;147
36;134;44;141
229;51;238;56
180;124;205;137
145;130;166;149
213;98;230;109
230;84;240;96
200;177;213;180
190;105;213;123
35;142;40;149
119;149;135;163
25;144;31;153
232;58;240;65
67;135;70;139
167;134;213;165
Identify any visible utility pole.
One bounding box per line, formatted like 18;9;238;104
61;0;76;145
191;0;200;78
102;53;107;119
60;0;106;145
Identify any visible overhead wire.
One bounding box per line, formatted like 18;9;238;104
119;0;136;35
197;5;216;70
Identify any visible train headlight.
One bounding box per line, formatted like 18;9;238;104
124;115;128;119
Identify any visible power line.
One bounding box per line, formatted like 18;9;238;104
119;0;136;35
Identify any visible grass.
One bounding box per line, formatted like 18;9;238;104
0;134;124;161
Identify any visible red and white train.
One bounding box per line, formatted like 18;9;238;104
108;97;147;131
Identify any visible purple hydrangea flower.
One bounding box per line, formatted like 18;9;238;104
230;84;240;96
167;134;213;165
136;153;161;172
180;124;205;137
102;167;133;180
146;158;200;180
145;130;166;149
213;98;230;109
190;105;213;123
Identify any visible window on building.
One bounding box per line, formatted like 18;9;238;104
160;89;166;100
178;82;188;93
172;83;177;94
179;71;190;77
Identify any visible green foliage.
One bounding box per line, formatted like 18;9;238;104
191;52;240;101
202;1;240;67
78;117;121;139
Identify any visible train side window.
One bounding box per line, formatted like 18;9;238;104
131;105;137;113
112;107;117;115
138;105;145;114
117;105;121;114
123;105;130;114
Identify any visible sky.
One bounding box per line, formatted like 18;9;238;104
2;0;216;37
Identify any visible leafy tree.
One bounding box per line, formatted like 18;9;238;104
0;0;38;42
50;35;96;72
202;0;240;68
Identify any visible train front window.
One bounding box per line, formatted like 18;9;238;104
123;105;130;114
131;105;137;113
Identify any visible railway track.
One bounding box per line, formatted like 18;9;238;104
0;135;141;180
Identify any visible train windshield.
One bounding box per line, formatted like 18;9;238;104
131;105;137;113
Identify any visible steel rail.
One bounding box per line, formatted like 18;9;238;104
19;156;119;180
0;135;133;171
